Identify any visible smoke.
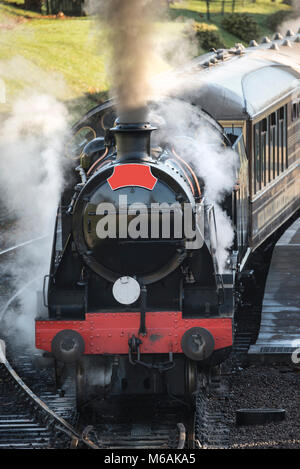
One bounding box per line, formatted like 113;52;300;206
150;99;238;272
87;0;165;123
280;0;300;35
86;0;237;270
0;94;69;347
0;56;68;104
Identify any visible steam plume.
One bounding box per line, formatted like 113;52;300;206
280;0;300;34
88;0;163;122
149;99;238;272
0;94;69;347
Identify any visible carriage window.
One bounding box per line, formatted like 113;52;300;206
292;102;300;121
270;112;276;126
253;104;288;194
270;112;277;180
253;123;260;193
278;106;286;173
261;118;267;188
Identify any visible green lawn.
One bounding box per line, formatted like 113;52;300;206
0;5;110;119
170;0;291;47
0;0;292;120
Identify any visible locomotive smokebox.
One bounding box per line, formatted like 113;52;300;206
112;118;156;162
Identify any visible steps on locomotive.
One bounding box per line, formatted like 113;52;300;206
248;218;300;361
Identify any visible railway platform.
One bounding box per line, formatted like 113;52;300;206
248;217;300;362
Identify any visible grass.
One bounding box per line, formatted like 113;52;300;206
170;0;292;47
0;0;292;120
0;5;110;119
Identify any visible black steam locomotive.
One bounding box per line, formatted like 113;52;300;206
36;35;300;406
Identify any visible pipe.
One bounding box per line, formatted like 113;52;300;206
87;147;109;177
171;147;201;199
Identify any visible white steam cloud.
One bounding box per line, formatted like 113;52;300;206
150;99;238;272
280;0;300;35
0;94;69;347
87;0;165;122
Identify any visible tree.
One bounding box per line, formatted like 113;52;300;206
24;0;43;12
205;0;211;20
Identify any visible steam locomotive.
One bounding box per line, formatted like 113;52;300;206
35;34;300;406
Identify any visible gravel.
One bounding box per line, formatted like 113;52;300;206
228;364;300;449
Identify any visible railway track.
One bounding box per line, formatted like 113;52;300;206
194;366;231;449
0;340;100;449
0;235;49;258
0;233;230;450
0;235;192;450
0;233;53;320
0;338;232;449
0;339;195;449
77;394;191;449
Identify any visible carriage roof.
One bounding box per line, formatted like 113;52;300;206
174;31;300;121
74;31;300;130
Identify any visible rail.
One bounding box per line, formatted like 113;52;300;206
0;340;100;449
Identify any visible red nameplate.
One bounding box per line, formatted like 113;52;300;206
107;164;157;190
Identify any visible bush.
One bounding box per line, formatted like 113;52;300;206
193;24;225;51
221;13;260;43
266;10;291;31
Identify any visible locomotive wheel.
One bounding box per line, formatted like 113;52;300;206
185;360;198;449
75;356;114;410
76;358;86;410
185;359;198;395
75;357;95;409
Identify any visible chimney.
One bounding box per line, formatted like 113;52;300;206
111;118;156;162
